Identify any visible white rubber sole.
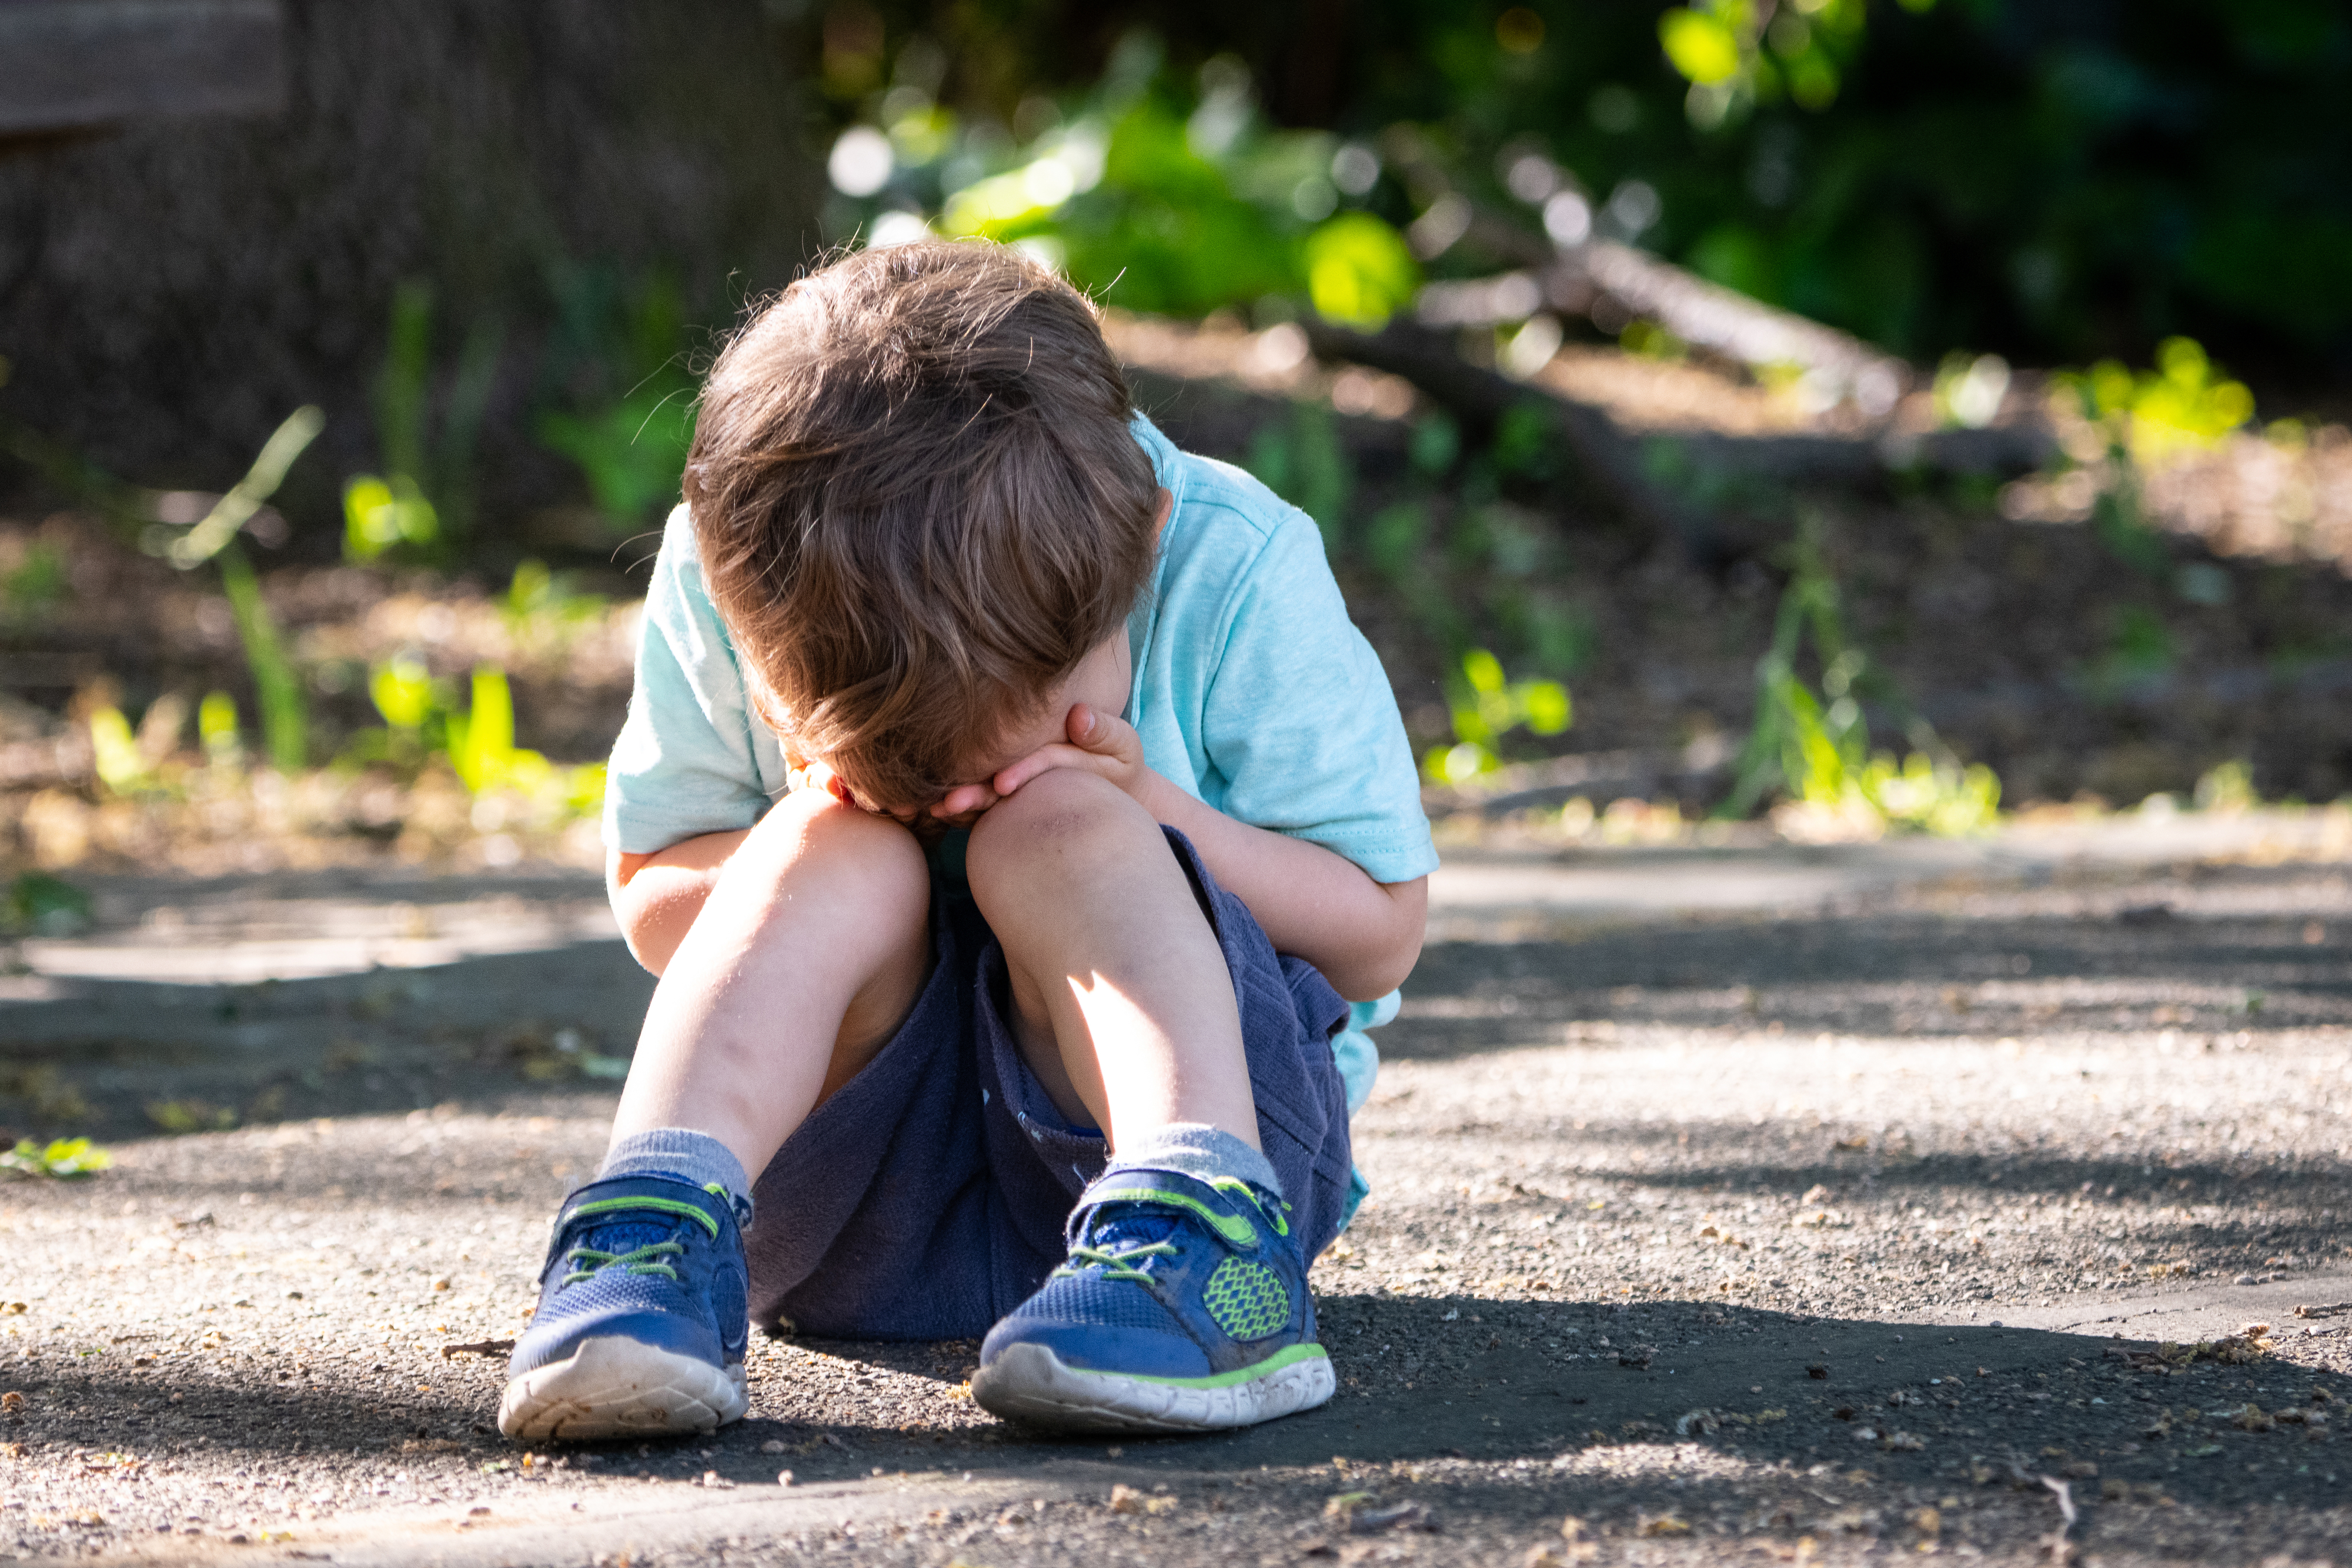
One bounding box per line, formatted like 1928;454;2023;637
970;1342;1335;1434
497;1336;749;1443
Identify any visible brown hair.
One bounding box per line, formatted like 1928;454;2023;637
683;239;1160;808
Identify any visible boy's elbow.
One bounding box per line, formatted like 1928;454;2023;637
614;890;677;977
1331;877;1428;1001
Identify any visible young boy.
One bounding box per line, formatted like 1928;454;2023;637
498;240;1435;1440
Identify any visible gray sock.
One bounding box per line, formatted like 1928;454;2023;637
1107;1122;1282;1199
598;1128;753;1223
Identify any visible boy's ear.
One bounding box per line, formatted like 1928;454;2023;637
1152;486;1173;539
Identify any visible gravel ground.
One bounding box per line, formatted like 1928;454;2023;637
1;844;2348;1564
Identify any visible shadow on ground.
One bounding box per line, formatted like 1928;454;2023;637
24;1295;2347;1526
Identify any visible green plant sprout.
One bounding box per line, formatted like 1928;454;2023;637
343;281;503;562
218;547;309;773
144;406;323;774
197;691;244;770
1424;648;1572;787
1724;513;1999;834
2061;337;2256;466
86;703;150;796
342;474;438;561
1;1136;110;1179
369;655;436;733
357;657;606;821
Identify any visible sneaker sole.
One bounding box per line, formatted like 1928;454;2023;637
497;1336;749;1443
970;1342;1335;1434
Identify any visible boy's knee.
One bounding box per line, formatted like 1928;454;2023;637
965;767;1157;886
745;788;930;920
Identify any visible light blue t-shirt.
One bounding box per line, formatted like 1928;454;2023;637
604;413;1436;1124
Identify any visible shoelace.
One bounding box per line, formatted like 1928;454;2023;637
562;1238;686;1286
1053;1239;1178;1284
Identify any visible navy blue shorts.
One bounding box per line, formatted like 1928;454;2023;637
742;827;1353;1341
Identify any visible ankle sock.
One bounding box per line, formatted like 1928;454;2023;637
1107;1122;1282;1200
597;1129;753;1224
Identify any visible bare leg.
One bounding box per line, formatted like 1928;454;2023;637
610;787;933;1181
964;767;1259;1152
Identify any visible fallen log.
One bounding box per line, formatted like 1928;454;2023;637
1299;315;2056;565
1445;210;1913;415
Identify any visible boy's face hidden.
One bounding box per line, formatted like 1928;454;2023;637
807;486;1169;825
816;629;1134;825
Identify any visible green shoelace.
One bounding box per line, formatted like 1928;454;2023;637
562;1239;686;1286
1053;1239;1177;1284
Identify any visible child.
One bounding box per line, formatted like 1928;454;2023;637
498;240;1434;1440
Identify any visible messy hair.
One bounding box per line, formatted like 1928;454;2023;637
684;239;1159;808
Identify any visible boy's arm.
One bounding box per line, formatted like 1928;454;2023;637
978;706;1427;1001
609;829;750;974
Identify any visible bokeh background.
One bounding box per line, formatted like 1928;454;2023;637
4;0;2351;908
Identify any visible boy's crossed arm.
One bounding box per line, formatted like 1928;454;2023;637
612;700;1425;1002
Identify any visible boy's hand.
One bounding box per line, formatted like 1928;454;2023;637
982;704;1157;811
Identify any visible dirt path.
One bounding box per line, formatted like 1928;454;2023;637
2;819;2348;1564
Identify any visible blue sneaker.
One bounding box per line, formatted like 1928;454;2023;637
972;1167;1334;1433
497;1176;750;1442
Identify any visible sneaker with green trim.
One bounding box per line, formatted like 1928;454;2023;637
971;1166;1334;1433
497;1176;750;1442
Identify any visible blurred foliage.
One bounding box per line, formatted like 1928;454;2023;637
1240;392;1594;732
342;283;500;563
1726;510;1998;834
1244;401;1351;555
1426;647;1572;786
814;1;2352;380
0;1136;111;1179
533;266;699;531
351;627;606;823
821;31;1422;319
2057;336;2258;466
135;406;325;773
0;540;66;626
2;871;91;938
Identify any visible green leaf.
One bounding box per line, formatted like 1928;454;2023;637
1303;213;1419;330
88;704;147;795
1659;9;1743;85
342;474;438;563
452;666;516;793
369;657;437;732
218;546;307;773
197;691;242;767
1521;681;1573;735
1461;648;1506;696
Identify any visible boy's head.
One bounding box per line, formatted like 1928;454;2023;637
684;239;1160;811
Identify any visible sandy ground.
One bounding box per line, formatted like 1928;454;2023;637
2;816;2348;1565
